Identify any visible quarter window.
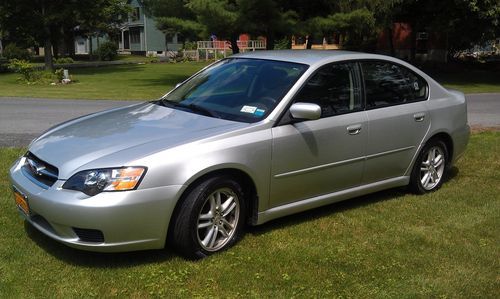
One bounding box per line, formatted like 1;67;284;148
294;62;362;118
361;61;428;108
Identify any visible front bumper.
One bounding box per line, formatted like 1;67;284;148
9;159;183;252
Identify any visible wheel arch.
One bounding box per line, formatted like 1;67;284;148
166;167;259;246
425;131;454;165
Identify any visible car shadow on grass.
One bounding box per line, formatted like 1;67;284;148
24;223;177;267
24;167;459;266
248;166;459;236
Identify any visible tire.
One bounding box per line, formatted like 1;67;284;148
409;139;449;194
170;175;246;259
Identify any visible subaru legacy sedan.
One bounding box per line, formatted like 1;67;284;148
10;50;469;259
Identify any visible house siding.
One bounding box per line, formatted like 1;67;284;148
120;0;182;55
145;15;166;52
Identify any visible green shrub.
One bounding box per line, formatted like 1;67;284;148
182;41;197;50
7;59;66;84
7;59;38;82
96;41;118;61
54;57;74;64
54;68;65;82
274;37;291;50
3;44;32;60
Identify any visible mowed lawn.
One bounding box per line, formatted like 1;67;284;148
428;69;500;94
0;132;498;297
0;62;209;101
0;61;499;101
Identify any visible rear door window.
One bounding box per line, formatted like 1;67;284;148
361;61;428;109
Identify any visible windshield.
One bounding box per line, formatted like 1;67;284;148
161;58;308;123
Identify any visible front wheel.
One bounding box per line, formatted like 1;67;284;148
409;139;448;194
170;175;246;259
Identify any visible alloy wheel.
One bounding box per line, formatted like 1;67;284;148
196;188;240;251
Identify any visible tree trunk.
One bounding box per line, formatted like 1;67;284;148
67;33;75;58
229;34;239;54
89;36;93;60
409;22;417;62
52;38;59;59
266;32;275;50
41;0;53;70
387;26;395;56
44;37;54;71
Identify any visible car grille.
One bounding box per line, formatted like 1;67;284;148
22;152;59;188
73;227;105;243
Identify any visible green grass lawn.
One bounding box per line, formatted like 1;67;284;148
0;62;209;101
0;132;498;297
428;69;500;94
0;61;498;101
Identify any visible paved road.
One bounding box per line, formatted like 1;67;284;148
0;94;498;147
0;97;141;147
466;93;500;128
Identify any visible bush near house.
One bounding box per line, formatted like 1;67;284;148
2;43;32;61
96;41;118;61
54;57;74;64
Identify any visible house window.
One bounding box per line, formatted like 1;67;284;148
130;28;140;44
131;7;140;21
416;31;429;54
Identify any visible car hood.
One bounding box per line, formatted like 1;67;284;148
29;102;248;179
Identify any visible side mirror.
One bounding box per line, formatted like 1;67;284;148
289;102;321;121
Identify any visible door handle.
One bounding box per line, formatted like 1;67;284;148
413;113;425;122
347;124;362;135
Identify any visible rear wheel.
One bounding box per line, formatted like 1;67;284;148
171;175;246;259
409;139;448;194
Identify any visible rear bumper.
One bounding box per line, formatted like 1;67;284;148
451;124;470;165
9;158;183;252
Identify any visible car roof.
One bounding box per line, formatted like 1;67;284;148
232;50;378;65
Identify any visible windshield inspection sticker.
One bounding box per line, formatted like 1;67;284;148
240;105;257;113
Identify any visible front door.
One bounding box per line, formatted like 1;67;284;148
270;62;367;207
123;31;130;49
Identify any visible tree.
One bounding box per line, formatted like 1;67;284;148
143;0;203;49
186;0;244;53
393;0;500;61
0;0;129;70
307;8;377;51
239;0;298;50
145;0;298;53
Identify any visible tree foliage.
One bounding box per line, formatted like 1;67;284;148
0;0;129;69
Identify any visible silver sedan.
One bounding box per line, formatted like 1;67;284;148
10;50;469;258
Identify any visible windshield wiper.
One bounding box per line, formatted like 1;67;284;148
159;100;219;118
183;103;219;118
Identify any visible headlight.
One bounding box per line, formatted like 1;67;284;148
62;167;146;196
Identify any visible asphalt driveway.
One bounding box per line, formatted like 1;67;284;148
0;94;498;147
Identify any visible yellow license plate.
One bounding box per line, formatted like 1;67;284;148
13;188;30;216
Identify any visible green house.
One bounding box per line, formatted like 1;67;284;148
119;0;181;55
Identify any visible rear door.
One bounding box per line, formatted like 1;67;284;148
360;61;430;183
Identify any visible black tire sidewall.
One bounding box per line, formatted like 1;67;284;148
172;175;246;259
